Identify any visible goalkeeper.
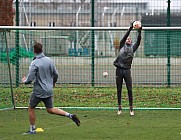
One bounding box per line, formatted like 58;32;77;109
22;43;80;134
113;21;142;116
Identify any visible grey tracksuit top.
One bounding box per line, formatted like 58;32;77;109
24;52;58;98
113;28;141;69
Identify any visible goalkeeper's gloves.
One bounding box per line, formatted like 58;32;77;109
129;21;135;30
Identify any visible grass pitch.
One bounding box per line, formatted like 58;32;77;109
0;109;181;140
12;86;181;108
1;87;181;140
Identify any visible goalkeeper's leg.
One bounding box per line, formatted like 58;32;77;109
116;67;124;115
124;69;134;116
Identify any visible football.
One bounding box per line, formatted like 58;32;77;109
133;21;142;29
103;71;108;78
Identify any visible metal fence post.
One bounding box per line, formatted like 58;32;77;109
167;0;171;87
15;0;20;87
91;0;95;87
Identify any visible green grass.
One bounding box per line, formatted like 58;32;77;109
12;86;181;108
1;87;181;139
1;86;181;109
0;109;181;140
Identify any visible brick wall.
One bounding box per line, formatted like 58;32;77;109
0;0;15;26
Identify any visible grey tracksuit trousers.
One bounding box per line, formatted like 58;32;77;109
116;67;133;107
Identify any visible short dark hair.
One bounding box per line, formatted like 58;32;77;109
34;43;43;54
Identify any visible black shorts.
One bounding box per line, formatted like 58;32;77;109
29;94;53;108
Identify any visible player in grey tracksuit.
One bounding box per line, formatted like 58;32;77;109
22;43;80;134
113;21;142;116
24;52;58;98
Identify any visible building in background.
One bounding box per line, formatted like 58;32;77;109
11;0;181;56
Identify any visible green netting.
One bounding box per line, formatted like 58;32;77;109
144;30;181;56
0;28;181;86
0;31;33;110
1;0;181;110
0;32;14;110
0;27;180;110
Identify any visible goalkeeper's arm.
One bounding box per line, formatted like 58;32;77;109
119;21;134;51
133;27;142;52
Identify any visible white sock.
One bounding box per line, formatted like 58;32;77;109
30;125;35;132
65;112;73;119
